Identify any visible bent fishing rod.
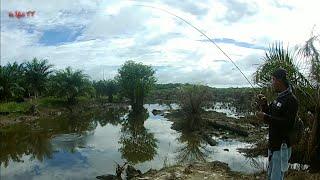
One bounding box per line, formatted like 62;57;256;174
135;4;256;90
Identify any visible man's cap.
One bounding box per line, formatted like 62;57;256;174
272;68;287;80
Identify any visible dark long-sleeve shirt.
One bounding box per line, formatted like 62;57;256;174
262;88;298;151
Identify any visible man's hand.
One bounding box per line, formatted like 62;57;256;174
256;111;266;121
255;94;268;111
256;94;267;105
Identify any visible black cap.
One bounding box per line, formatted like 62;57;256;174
272;68;287;80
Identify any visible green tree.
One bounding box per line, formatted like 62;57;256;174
93;80;106;98
298;34;320;170
24;58;53;98
50;67;93;104
0;62;25;101
93;79;119;102
105;80;119;102
178;84;213;130
116;61;156;112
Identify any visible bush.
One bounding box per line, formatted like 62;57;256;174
178;84;213;130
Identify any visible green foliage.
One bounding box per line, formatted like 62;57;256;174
116;60;156;112
36;97;66;108
49;67;93;104
254;43;311;88
178;84;213;130
93;79;119;102
24;58;53;98
298;35;320;84
179;84;212;116
0;62;25;101
0;102;31;113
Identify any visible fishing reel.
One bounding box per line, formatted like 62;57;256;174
252;94;268;111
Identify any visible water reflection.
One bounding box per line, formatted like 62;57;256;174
176;130;210;163
1;103;267;179
94;106;128;126
0;107;125;167
119;108;158;164
0;125;52;167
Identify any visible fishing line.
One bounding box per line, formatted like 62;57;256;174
134;4;256;89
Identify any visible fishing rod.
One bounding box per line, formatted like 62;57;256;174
134;4;256;89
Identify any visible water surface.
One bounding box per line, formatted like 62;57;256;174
0;103;266;179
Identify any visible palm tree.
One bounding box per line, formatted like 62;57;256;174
254;39;320;170
298;34;320;170
116;61;156;113
50;67;93;104
93;79;119;102
0;62;25;101
24;58;53;98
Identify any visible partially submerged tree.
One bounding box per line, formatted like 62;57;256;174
178;84;213;130
116;61;156;112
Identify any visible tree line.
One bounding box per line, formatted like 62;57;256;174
0;59;156;112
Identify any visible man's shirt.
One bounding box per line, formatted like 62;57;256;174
262;88;298;151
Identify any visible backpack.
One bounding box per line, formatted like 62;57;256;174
289;117;304;145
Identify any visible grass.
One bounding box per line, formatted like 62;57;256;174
0;96;96;114
36;97;66;108
0;101;31;113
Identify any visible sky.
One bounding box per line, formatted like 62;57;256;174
1;0;319;87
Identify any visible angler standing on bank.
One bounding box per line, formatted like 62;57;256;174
256;68;299;180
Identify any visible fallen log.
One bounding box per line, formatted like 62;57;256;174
204;118;249;137
202;133;218;146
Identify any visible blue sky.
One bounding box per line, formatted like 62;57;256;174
1;0;319;87
39;26;84;46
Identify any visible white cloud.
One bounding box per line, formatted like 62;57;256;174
1;0;319;87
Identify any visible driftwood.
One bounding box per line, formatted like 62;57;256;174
202;133;218;146
204;118;249;137
96;162;127;180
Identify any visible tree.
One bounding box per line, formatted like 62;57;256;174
93;79;119;102
105;80;119;102
49;67;93;104
298;34;320;171
116;61;156;112
0;62;25;101
24;58;53;98
178;84;213;130
93;80;106;98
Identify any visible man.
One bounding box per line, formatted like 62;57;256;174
256;68;298;180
